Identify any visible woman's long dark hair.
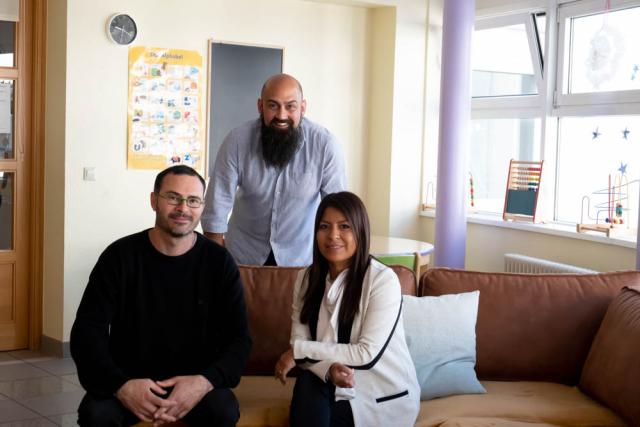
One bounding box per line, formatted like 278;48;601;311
300;191;372;327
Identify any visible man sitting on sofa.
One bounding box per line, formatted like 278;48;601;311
70;165;252;427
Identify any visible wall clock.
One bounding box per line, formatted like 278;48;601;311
106;13;137;45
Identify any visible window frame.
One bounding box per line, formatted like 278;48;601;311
466;10;550;218
472;12;544;113
555;0;640;115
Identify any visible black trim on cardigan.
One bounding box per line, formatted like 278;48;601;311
347;297;402;371
295;357;320;364
375;389;409;403
338;315;352;345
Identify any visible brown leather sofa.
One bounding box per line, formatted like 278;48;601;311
415;268;640;427
233;265;640;427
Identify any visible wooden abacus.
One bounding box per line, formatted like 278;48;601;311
503;160;543;222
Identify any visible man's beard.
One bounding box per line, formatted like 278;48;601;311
260;115;302;168
157;211;196;238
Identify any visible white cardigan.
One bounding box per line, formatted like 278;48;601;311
291;259;420;427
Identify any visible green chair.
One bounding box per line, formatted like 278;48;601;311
375;252;429;287
375;254;416;270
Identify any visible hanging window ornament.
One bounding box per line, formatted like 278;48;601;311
585;23;624;89
585;1;624;89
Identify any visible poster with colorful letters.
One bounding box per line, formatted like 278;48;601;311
127;47;205;173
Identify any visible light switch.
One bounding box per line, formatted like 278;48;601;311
83;167;96;181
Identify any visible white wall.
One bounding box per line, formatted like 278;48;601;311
386;0;428;238
366;7;396;235
46;0;373;342
310;0;431;240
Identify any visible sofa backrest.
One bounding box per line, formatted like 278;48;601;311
239;263;416;375
419;268;640;384
580;285;640;426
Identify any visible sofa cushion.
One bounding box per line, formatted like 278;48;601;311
239;264;416;375
403;291;485;400
232;378;626;427
235;376;295;427
580;285;640;426
419;269;640;384
391;264;418;296
239;265;302;375
415;381;626;427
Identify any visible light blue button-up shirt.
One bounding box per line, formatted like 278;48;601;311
202;118;347;266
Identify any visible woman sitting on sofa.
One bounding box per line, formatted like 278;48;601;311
275;191;419;427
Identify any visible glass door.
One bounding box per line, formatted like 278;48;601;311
0;0;32;350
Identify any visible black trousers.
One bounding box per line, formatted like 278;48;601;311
77;388;239;427
290;370;354;427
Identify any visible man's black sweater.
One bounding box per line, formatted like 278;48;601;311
70;230;252;397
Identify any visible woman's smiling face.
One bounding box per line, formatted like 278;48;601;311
316;207;357;278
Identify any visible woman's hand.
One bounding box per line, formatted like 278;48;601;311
275;347;296;385
329;363;355;388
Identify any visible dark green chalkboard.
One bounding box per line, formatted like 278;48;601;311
506;189;537;216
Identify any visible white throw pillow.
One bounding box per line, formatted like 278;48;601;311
402;291;486;400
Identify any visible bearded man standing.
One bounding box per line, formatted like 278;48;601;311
202;74;347;266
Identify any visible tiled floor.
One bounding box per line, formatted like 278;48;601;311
0;351;82;426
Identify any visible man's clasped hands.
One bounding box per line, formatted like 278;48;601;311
115;375;213;425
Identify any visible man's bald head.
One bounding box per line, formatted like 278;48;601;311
261;74;304;100
257;73;307;131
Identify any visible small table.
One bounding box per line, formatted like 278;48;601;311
370;235;434;280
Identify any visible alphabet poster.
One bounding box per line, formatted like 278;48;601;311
127;47;205;173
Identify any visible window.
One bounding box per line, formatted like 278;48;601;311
469;118;541;213
465;12;544;214
423;0;640;240
0;21;16;67
561;4;640;95
555;1;640;232
557;115;640;227
471;23;537;97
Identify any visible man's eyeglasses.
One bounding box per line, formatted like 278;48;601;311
156;192;204;208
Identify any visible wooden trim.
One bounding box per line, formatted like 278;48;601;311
0;0;45;351
0;69;19;78
6;0;34;349
28;0;47;350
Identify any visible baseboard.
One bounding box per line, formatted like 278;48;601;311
40;334;70;358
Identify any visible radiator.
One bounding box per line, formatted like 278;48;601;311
504;253;598;274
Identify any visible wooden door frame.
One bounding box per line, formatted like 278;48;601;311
0;0;45;351
24;0;46;350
